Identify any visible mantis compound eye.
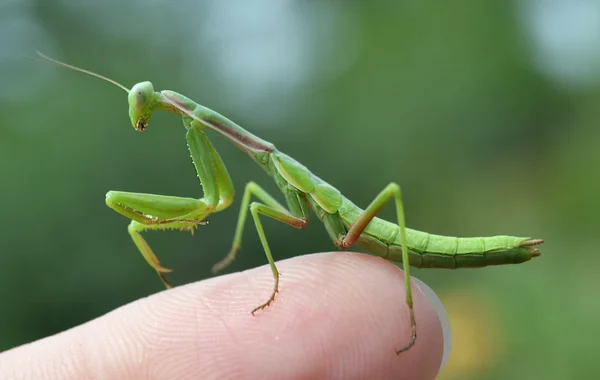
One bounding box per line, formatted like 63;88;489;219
135;91;146;106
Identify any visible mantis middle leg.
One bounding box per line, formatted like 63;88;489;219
105;126;234;287
213;182;309;314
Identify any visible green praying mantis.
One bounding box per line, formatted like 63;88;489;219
38;52;543;355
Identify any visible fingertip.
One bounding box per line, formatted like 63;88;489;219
412;276;451;375
0;252;449;380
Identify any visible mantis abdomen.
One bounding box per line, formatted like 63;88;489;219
337;205;540;269
337;198;541;268
355;231;539;268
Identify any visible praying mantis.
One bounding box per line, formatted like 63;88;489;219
38;52;543;355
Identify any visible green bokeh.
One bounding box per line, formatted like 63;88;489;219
1;1;599;378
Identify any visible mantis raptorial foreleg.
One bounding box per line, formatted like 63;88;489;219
338;182;415;354
105;126;234;286
127;219;201;288
214;182;309;313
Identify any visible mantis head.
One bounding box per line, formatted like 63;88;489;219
128;81;158;132
37;52;158;132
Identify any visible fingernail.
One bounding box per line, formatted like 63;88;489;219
412;277;451;375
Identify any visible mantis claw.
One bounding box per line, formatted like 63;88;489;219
251;273;280;315
395;308;417;355
251;295;276;315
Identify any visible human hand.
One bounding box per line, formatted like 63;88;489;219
0;252;450;379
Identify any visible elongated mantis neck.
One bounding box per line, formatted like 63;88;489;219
158;90;275;155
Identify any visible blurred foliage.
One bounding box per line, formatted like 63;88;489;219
1;1;599;378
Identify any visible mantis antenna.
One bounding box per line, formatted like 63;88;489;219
36;51;129;93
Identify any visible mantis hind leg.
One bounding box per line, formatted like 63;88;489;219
338;182;416;354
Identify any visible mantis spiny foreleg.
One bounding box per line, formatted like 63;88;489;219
105;126;234;287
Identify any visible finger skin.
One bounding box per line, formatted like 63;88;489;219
0;252;444;380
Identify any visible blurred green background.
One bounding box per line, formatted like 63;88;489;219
1;1;599;378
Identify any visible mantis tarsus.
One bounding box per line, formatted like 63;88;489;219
38;52;543;355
